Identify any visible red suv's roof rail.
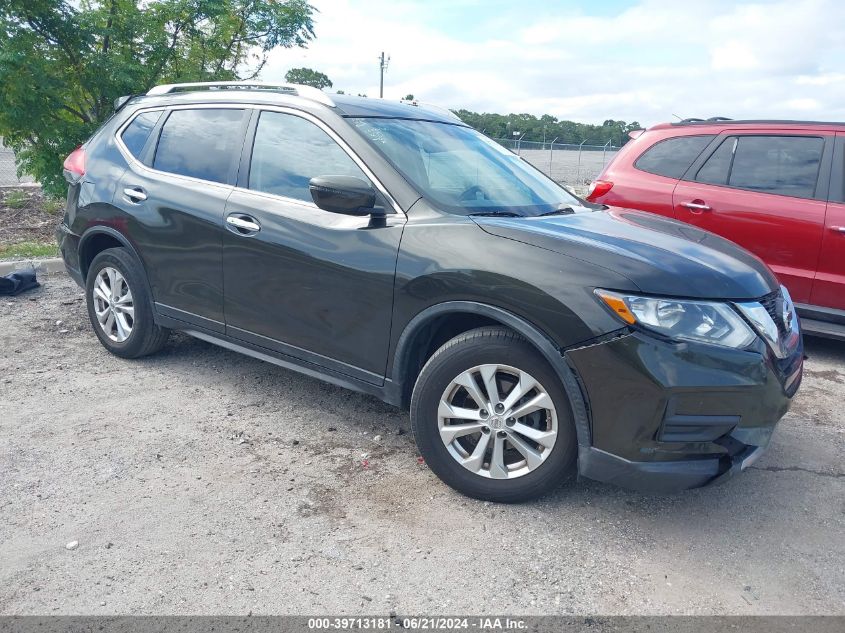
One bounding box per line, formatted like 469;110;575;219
671;118;845;127
647;118;845;132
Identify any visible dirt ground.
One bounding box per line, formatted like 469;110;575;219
0;271;843;615
0;188;60;246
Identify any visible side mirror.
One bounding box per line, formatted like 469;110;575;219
309;175;377;216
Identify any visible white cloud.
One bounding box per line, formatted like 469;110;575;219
796;73;845;86
710;41;759;71
261;0;845;126
785;98;821;110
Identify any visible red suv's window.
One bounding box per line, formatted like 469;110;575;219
694;135;824;199
695;137;736;185
634;135;714;179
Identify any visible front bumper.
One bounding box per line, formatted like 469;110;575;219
566;330;802;493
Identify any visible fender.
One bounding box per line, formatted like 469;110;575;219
391;300;592;449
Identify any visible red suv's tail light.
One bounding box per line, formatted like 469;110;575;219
63;146;86;178
587;179;613;201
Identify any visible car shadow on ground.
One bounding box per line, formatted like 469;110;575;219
803;333;845;363
136;328;843;516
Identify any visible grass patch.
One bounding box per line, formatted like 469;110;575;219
4;189;30;209
0;241;59;260
42;196;65;216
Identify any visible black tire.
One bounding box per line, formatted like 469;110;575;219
410;326;577;503
85;247;169;359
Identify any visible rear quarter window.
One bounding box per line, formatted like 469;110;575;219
634;135;715;179
120;110;163;160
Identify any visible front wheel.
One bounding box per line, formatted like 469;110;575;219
410;327;577;502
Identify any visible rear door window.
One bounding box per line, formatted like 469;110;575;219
634;135;715;179
120;110;163;160
153;108;245;184
727;136;823;198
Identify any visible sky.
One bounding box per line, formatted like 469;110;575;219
261;0;845;126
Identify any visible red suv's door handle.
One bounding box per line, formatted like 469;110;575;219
680;200;711;213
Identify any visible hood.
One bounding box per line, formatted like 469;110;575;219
473;207;778;300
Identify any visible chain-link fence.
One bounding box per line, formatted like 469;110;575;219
0;138;36;187
492;138;619;193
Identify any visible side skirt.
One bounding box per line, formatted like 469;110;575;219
796;303;845;341
155;313;403;407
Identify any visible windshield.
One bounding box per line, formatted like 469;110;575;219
349;118;582;216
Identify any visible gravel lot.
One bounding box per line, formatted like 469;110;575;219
517;147;616;187
1;271;843;615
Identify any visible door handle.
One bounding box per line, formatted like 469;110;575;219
831;226;845;234
226;214;261;235
680;201;711;212
123;187;147;202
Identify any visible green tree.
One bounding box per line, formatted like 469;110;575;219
0;0;315;195
403;93;414;101
453;109;641;147
284;67;332;89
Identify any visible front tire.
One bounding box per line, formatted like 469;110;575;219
85;247;169;359
410;326;577;502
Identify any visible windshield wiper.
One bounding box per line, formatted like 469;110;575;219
536;205;576;217
467;211;522;217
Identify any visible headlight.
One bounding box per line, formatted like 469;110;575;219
596;290;756;349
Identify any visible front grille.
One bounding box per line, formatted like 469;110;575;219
758;289;787;336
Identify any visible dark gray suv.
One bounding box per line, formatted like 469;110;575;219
57;82;803;502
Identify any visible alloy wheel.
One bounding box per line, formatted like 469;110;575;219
437;364;558;479
92;266;135;343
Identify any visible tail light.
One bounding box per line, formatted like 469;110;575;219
63;146;86;180
586;179;613;201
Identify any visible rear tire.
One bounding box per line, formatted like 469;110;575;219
410;326;577;502
85;247;169;359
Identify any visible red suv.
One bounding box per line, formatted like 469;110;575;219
587;118;845;340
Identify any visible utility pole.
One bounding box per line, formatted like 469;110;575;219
378;52;390;98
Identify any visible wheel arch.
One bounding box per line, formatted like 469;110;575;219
391;301;591;449
78;226;156;309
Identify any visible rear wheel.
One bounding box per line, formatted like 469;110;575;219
85;248;169;358
410;326;577;502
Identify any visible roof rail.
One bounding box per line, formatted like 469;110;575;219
146;81;335;107
669;117;845;127
673;116;733;125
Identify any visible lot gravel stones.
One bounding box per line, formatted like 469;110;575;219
1;272;843;615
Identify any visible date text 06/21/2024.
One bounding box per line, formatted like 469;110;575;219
307;617;527;630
